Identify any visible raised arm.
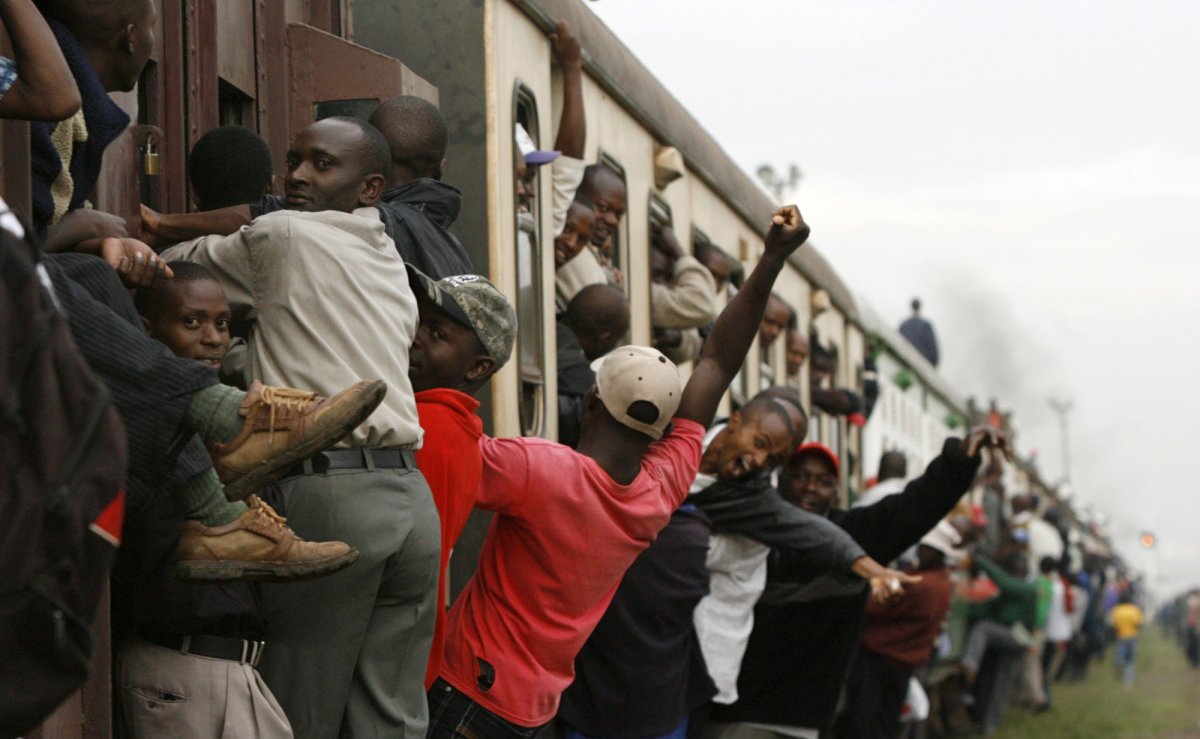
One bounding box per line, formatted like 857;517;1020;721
0;0;80;121
674;205;809;427
549;20;585;159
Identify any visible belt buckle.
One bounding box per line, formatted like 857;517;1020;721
244;640;265;667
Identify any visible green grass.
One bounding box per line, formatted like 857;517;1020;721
990;629;1200;738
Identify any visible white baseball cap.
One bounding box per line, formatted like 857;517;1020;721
590;345;682;440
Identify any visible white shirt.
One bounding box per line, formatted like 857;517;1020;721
1044;576;1074;642
691;424;771;705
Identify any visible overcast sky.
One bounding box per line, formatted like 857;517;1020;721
587;0;1200;595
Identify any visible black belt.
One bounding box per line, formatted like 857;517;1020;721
281;447;414;479
145;633;266;667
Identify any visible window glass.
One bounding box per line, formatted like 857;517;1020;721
514;83;545;436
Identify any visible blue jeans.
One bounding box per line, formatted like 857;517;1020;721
1114;638;1137;685
426;678;542;738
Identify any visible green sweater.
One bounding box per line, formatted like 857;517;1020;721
968;556;1040;630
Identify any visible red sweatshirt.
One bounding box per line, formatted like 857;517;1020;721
860;566;953;668
415;388;484;688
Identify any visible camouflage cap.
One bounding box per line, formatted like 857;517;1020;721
407;265;517;367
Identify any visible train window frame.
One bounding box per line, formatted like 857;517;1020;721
596;150;629;295
512;81;547;438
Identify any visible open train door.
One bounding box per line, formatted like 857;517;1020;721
286;23;437;135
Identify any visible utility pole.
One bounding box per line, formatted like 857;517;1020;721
1049;398;1072;483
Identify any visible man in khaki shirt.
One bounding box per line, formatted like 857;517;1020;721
163;117;438;739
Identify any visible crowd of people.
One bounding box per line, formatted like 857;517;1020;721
0;2;1144;739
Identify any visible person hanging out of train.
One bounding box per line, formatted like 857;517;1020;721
403;267;518;690
427;205;811;738
784;326;810;383
141;96;474;278
558;161;630;303
686;401;921;718
27;0;382;581
160;116;440;739
694;238;732;295
557;283;632;448
650;220;718;365
560;387;910;739
808;337;865;421
187;125;275;212
117;261;352;739
706;428;1011;738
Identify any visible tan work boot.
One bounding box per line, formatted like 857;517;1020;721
175;496;359;582
213;379;387;501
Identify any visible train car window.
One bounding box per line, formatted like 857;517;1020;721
597;151;628;293
513;82;546;437
648;193;672;283
219;80;253;127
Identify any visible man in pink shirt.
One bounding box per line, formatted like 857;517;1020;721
429;206;812;736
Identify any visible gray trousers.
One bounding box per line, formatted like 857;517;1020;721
118;639;292;738
259;465;441;739
961;620;1026;735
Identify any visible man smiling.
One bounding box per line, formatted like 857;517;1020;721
163;116;439;738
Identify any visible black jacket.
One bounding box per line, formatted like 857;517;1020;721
558;507;716;736
711;437;980;729
376;179;474;278
555;321;595;448
692;470;866;573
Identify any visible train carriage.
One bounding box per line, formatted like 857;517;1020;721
2;1;991;735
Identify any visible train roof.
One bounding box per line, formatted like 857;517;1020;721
856;297;966;412
515;0;859;321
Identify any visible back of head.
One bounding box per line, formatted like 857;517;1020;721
877;450;907;481
565;284;629;360
368;95;448;184
911;297;922;314
1039;555;1059;575
591;345;681;440
39;0;155;92
189;126;273;211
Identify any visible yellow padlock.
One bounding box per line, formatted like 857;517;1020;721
143;141;160;176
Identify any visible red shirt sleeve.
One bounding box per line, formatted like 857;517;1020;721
476;435;533;516
643;419;705;507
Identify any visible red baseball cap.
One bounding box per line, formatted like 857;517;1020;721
793;442;839;474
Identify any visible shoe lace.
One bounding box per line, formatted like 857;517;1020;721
247;495;291;533
256;385;319;445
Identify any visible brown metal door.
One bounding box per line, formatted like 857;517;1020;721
286;23;438;132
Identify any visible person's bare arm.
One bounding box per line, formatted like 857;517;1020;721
0;0;80;121
674;205;810;427
549;20;585;159
851;555;923;605
43;208;128;253
140;203;252;249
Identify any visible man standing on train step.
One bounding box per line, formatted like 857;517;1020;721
162;116;439;739
427;205;811;737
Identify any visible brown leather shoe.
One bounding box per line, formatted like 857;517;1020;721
213;379;387;501
175;496;359;582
